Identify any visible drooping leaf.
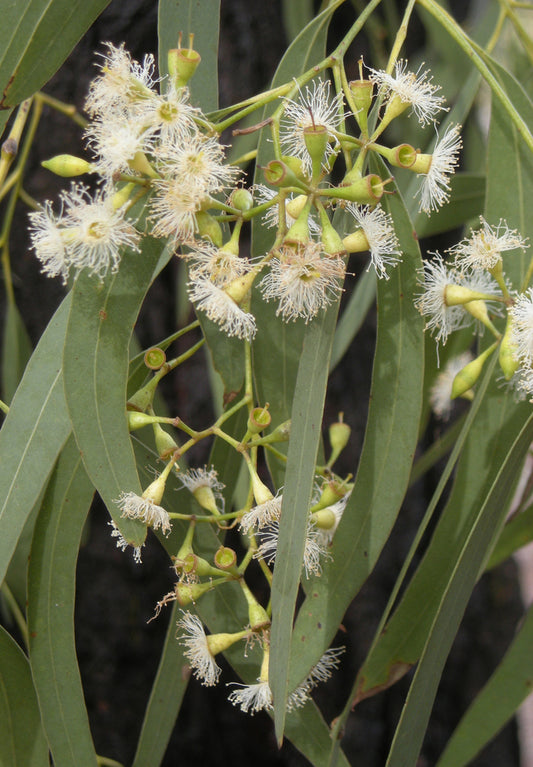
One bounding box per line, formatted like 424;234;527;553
270;300;341;740
0;295;71;587
0;0;111;109
486;503;533;570
63;236;172;547
0;626;49;767
27;434;97;767
435;599;533;767
131;602;189;767
286;164;424;696
384;411;533;767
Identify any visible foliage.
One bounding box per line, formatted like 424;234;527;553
1;1;533;765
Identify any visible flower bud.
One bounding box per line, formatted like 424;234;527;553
303;124;329;182
112;182;136;210
451;342;498;399
285;195;308;221
153;422;179;460
444;285;495;306
206;629;250;656
175;578;224;606
240;579;271;631
310;507;337;530
329;414;351;464
229;188;254;212
499;314;519;381
250;471;274;507
342;229;370;254
196;211;223;247
127;411;160;431
349;78;374;133
41;154;92;177
317;206;346;257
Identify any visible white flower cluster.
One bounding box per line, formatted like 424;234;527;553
415;217;533;405
175;608;344;713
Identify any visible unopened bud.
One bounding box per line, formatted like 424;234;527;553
175;579;222;606
303;124;329;181
451;342;498;399
349;78;374;133
328;414;351;465
499;315;519;380
42;154;92;177
196;211;223;247
229;188;254;212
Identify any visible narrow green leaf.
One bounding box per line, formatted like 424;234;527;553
0;295;71;587
132;602;189;767
63;237;171;548
287;168;424;695
353;382;530;703
486;504;533;570
271;301;340;740
0;626;49;767
0;0;111;108
436;600;533;767
1;300;32;402
385;412;533;767
157;0;220;112
281;0;315;41
27;434;97;767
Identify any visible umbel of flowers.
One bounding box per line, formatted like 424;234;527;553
415;217;532;413
29;42;463;332
26;38;491;713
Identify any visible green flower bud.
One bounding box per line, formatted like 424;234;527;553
328;414;351;465
451;342;498;399
196;211;223;247
240;579;270;631
229;188;254;212
349;79;374;133
303;124;329;182
499;314;519;380
175;578;226;606
41;154;92;177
